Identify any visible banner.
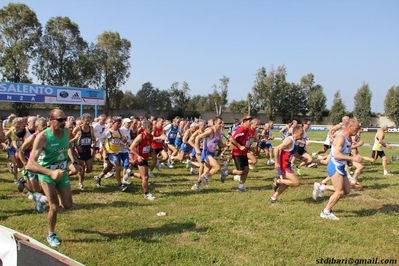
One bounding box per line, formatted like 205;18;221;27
0;82;104;105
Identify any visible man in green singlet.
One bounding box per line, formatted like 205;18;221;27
26;108;82;247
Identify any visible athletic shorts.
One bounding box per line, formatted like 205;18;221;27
296;146;307;156
106;153;122;165
38;172;70;189
371;150;385;159
327;161;347;177
201;150;215;163
151;148;164;155
258;142;272;150
136;160;148;167
78;148;92;161
180;143;193;153
8;146;16;156
24;170;38;181
232;155;249;171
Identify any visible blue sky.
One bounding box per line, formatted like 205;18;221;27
3;0;399;113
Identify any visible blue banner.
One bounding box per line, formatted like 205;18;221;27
0;82;104;105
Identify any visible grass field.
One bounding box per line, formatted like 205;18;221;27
1;130;399;265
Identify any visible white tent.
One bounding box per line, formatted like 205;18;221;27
0;225;83;266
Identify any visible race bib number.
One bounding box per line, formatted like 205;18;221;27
169;133;176;139
142;145;151;153
112;138;121;145
50;161;67;170
80;137;92;145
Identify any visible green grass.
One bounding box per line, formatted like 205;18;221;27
1;130;399;265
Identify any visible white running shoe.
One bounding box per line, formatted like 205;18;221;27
248;164;254;170
167;163;174;169
320;211;339;220
190;169;198;175
312;182;323;200
191;184;200;191
144;193;156;201
236;185;247;192
233;175;241;181
122;170;132;185
104;172;114;179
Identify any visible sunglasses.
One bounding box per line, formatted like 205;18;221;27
53;117;67;123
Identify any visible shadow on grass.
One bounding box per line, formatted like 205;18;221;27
72;222;208;243
345;204;399;217
71;200;147;211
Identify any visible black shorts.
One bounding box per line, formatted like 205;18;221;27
371;150;386;159
151;148;164;155
232;155;249;171
297;146;307;156
136;160;149;167
78;148;93;161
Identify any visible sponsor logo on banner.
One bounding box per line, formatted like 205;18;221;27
56;89;82;102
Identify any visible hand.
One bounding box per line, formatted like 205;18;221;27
352;155;363;163
274;162;280;170
50;169;64;181
387;145;392;150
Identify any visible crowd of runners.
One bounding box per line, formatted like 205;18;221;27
1;109;394;246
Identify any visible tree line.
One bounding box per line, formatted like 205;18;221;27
1;3;396;125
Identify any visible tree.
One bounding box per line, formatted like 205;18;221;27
278;82;307;121
251;67;277;120
0;3;41;115
229;99;247;115
353;82;372;126
329;90;347;125
211;76;229;116
135;82;171;114
307;85;327;123
90;31;131;115
384;86;399;126
169;81;191;114
32;16;91;109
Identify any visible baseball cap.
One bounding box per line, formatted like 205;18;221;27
380;123;388;128
112;118;122;124
234;119;239;123
123;118;132;123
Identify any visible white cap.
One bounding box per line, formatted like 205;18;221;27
122;118;132;123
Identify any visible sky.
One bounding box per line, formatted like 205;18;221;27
2;0;398;113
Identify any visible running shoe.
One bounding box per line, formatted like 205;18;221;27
118;184;128;192
350;182;363;189
312;182;323;200
269;197;278;203
122;169;132;185
104;172;114;179
236;185;247;192
78;183;84;191
144;193;156;200
273;177;281;192
190;169;198;175
47;234;61;247
17;178;25;192
320;210;339;220
191;184;200;191
295;166;301;176
94;176;102;187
